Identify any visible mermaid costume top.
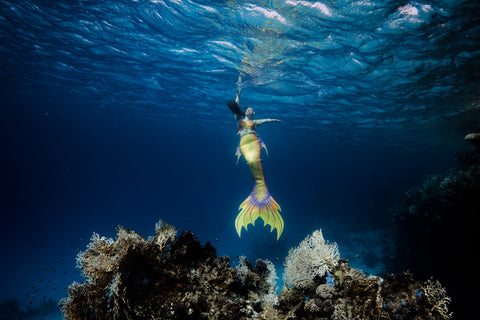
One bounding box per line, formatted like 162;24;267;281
238;119;256;137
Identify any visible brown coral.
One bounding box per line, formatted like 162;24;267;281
61;221;452;320
61;222;278;320
277;259;452;320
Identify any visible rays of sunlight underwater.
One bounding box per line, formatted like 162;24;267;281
1;0;479;319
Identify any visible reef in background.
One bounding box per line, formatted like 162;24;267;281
61;221;452;319
390;134;480;319
0;298;60;320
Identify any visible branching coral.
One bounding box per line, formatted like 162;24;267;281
61;220;282;320
62;221;452;320
421;279;453;319
283;229;340;289
153;219;177;250
75;232;115;282
278;259;453;320
255;259;279;318
236;257;280;319
235;256;251;285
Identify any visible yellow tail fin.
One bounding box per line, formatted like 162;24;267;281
235;190;283;240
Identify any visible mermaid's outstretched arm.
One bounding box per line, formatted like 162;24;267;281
253;118;281;126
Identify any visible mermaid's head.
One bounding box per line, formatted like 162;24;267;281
245;107;255;119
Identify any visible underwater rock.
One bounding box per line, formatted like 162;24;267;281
316;283;334;300
464;132;480;148
61;221;452;319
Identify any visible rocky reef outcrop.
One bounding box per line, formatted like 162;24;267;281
390;136;480;319
279;260;451;320
61;221;452;319
60;221;278;320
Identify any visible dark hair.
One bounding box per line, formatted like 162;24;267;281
226;100;245;117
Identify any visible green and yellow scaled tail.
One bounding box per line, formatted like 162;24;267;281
235;132;284;240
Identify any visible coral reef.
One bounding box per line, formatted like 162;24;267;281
62;222;452;319
283;229;339;289
277;232;452;320
278;260;452;319
390;142;479;318
61;221;279;320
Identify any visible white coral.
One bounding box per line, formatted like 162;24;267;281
283;229;340;289
261;260;279;309
235;256;250;284
154;220;177;250
76;233;115;282
264;260;278;295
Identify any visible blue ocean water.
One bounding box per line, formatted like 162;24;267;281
1;0;478;318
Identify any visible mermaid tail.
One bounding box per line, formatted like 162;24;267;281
235;133;284;240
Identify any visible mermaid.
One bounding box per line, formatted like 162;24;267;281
227;89;284;240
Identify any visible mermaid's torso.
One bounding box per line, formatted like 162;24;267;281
238;119;263;165
238;119;256;137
